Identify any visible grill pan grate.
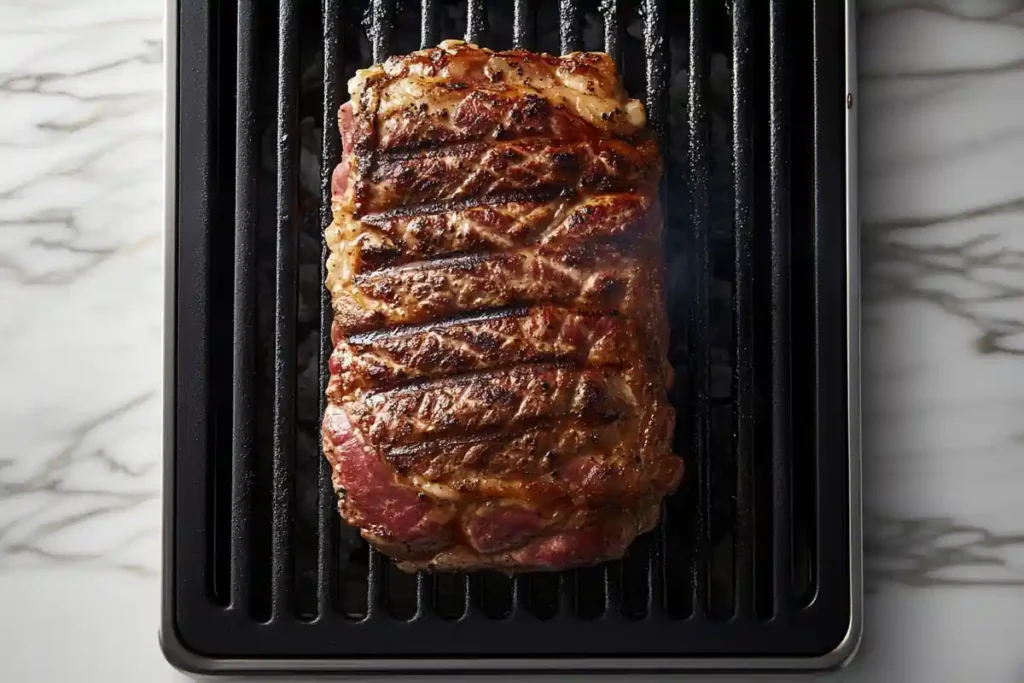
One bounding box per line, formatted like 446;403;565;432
165;0;856;672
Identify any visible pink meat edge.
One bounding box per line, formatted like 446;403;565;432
322;403;451;548
510;522;632;569
331;101;354;198
463;504;549;554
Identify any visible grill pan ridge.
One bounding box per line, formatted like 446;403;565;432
162;0;861;674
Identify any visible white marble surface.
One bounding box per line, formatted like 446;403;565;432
2;0;1024;680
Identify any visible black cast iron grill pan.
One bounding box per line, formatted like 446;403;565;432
162;0;859;674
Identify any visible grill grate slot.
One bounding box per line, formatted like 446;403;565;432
169;0;854;665
730;0;756;620
573;564;607;620
383;560;419;621
341;543;369;619
271;0;300;622
789;0;820;608
619;534;652;620
230;0;259;617
525;572;560;621
474;572;515;620
748;0;776;621
807;0;850;639
317;0;344;623
685;0;711;621
642;0;669;621
768;0;794;618
433;572;470;620
201;0;237;610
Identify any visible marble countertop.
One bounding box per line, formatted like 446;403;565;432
2;0;1024;680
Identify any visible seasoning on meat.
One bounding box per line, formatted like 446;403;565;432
322;40;682;572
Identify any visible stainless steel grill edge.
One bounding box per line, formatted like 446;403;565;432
161;0;862;674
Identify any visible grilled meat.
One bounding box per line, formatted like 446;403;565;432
322;40;682;572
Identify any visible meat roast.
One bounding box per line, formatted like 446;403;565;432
321;40;683;572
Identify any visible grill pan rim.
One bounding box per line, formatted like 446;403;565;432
159;0;863;674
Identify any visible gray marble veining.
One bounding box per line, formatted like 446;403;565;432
859;0;1024;600
0;0;163;577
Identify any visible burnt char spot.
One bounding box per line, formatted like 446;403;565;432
467;330;501;355
354;237;402;270
551;151;582;172
413;337;450;369
478;382;519;407
513;94;551;125
452;91;507;135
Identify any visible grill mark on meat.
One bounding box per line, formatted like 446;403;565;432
346;363;637;448
337;354;626;399
344;305;528;344
370;87;647;153
331;245;641;334
351;189;568;222
357;201;558;270
382;422;656;502
364;250;493;275
371;358;600;394
328;307;639;398
389;418;682;509
534;194;654;247
367;115;654;158
352;137;660;215
347;200;565;274
384;418;625;464
340;193;653;275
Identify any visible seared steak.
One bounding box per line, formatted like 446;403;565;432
322;40;683;572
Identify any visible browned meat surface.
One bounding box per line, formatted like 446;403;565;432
321;40;682;572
